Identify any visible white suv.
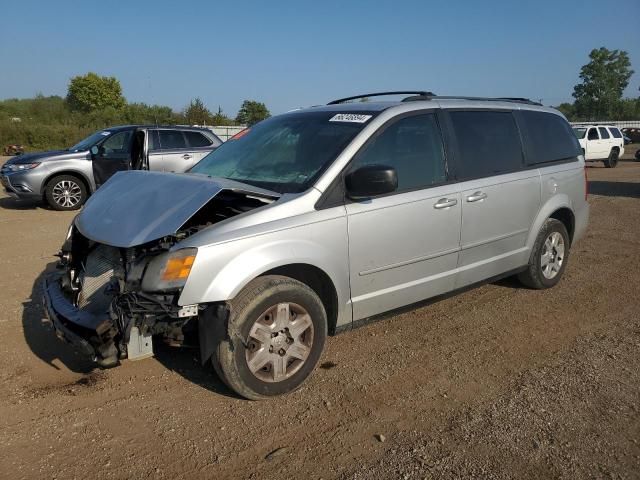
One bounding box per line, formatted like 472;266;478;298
573;125;625;168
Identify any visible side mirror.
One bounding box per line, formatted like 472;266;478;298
345;164;398;200
90;145;100;155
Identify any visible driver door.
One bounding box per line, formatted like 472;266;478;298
92;130;134;187
345;112;461;320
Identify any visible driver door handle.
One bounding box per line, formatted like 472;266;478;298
466;191;487;202
434;198;458;209
183;154;192;160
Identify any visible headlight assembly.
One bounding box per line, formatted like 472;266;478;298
141;248;197;292
7;162;40;172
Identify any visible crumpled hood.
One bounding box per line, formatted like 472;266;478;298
75;171;278;248
4;150;88;165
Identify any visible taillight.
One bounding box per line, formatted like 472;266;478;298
584;165;588;201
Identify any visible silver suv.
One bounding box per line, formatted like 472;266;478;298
43;92;589;399
1;125;221;210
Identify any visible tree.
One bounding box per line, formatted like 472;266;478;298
236;100;270;126
572;48;634;120
184;97;213;125
555;102;576;121
66;72;126;112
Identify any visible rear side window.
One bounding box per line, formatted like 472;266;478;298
184;131;213;147
598;127;610;139
158;130;186;149
519;111;580;164
587;128;599;140
350;113;447;191
608;127;622;139
449;110;522;179
147;130;160;151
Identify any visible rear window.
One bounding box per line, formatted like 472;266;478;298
184;131;213;147
598;127;610;139
608;127;622;139
519;111;581;164
158;130;186;149
449;110;523;180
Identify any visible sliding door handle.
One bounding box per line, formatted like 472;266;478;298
466;191;487;202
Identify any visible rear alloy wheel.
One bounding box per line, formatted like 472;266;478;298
518;218;570;289
212;275;327;400
45;175;87;210
604;149;619;168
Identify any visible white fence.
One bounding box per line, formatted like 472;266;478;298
207;125;247;142
571;120;640;129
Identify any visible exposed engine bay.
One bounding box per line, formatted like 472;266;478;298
50;190;274;367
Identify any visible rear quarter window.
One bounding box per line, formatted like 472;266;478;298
448;110;523;180
184;131;213;147
518;111;581;165
608;127;622;139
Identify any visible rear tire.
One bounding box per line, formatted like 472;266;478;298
212;275;327;400
518;218;570;289
44;174;87;210
604;149;619;168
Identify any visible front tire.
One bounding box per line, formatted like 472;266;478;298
213;275;327;400
44;175;87;210
604;149;619;168
518;218;570;289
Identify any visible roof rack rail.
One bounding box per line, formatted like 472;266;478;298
327;91;436;105
402;94;542;106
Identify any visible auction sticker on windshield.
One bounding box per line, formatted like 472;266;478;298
329;113;372;123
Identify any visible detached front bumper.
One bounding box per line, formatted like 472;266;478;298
42;273;118;362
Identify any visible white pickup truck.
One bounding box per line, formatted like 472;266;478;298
573;125;625;168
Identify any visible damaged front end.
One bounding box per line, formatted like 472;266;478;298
42;171;278;367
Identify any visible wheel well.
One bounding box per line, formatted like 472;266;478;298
42;171;91;196
550;208;575;243
262;264;339;335
611;146;620;153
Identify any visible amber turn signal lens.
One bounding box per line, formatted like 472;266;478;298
162;254;196;281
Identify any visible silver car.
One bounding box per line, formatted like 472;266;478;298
43;92;589;399
1;125;221;210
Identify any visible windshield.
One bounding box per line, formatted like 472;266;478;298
67;130;112;152
189;111;375;193
572;127;587;139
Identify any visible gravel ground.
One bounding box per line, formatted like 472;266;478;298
0;156;638;479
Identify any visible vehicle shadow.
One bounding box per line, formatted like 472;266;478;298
0;196;44;210
588;181;640;198
153;342;241;399
22;263;95;373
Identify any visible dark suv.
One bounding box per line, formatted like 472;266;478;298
0;125;221;210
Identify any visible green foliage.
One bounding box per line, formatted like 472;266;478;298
0;72;266;151
184;97;213;125
236;100;270;126
572;48;634;119
555;102;576;120
66;72;126;112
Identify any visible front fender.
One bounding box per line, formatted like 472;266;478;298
177;216;351;326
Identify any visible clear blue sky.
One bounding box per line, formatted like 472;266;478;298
1;0;639;116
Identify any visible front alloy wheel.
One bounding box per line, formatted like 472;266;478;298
246;303;314;382
45;174;87;210
212;275;327;400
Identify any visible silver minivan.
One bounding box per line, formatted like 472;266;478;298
43;92;589;399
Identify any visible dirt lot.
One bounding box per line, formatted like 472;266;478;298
0;154;639;480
